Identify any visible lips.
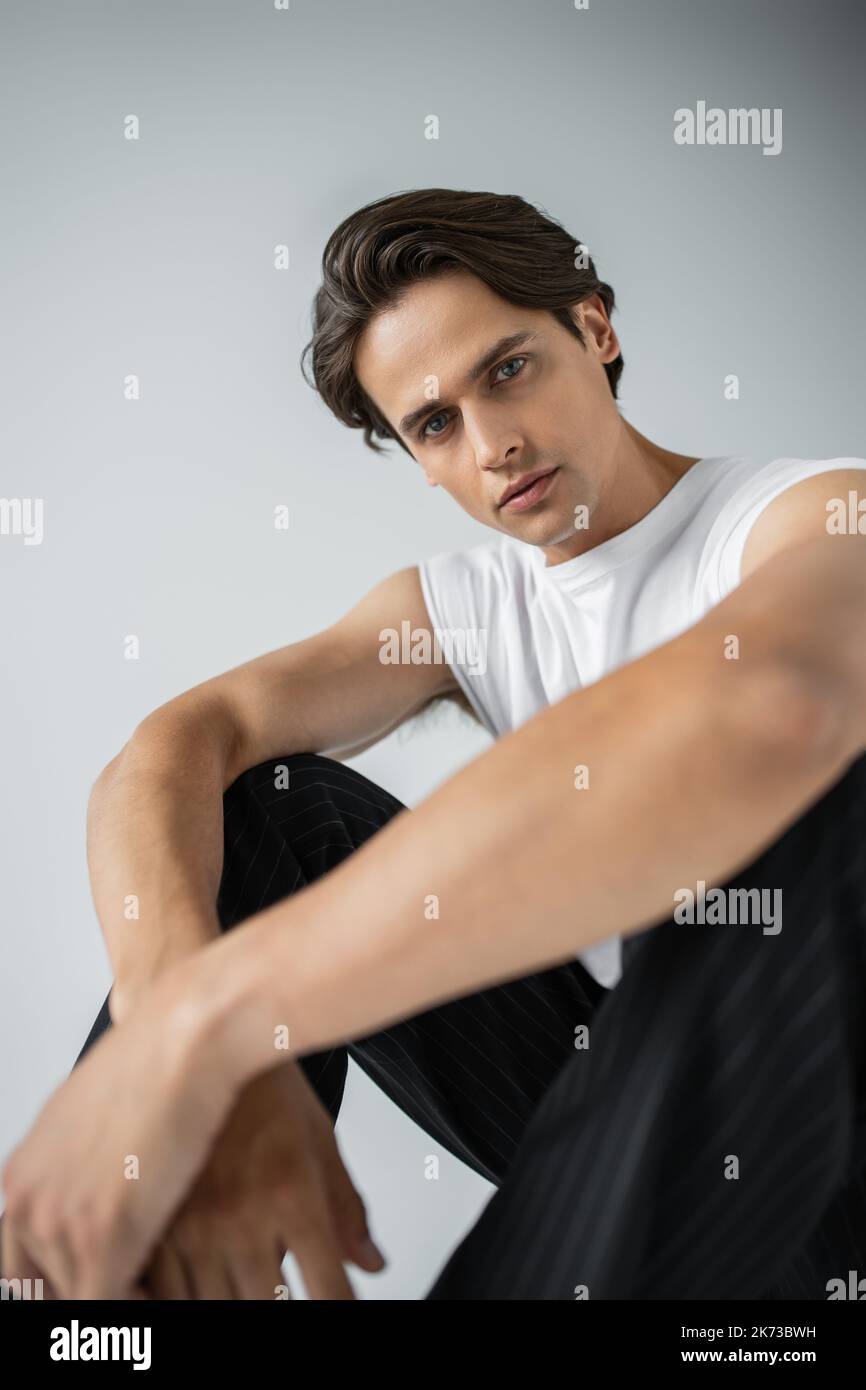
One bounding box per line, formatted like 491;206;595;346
498;467;558;508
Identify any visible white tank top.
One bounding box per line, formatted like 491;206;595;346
418;453;866;989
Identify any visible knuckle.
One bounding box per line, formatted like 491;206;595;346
201;1193;243;1231
30;1198;65;1249
75;1257;104;1299
1;1153;28;1201
273;1178;306;1213
225;1228;270;1264
2;1176;30;1222
170;1215;207;1257
329;1173;367;1227
338;1186;367;1222
196;1173;240;1218
68;1209;105;1261
280;1204;316;1242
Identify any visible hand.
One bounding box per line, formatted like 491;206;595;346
1;966;238;1299
141;1061;386;1299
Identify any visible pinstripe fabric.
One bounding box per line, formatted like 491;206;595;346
74;751;866;1300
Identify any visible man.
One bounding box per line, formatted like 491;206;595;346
3;187;866;1301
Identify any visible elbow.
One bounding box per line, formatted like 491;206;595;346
88;753;122;808
730;656;853;774
89;739;133;802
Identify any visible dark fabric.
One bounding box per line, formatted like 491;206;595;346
73;751;866;1300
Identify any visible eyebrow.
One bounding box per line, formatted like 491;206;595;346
398;330;539;437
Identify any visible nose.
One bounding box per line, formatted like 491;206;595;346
463;406;523;473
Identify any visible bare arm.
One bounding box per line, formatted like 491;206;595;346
163;535;866;1085
86;565;457;1022
7;535;864;1302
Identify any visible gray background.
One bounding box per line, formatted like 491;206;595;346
1;0;863;1298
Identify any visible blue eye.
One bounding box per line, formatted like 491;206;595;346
496;356;527;381
418;355;528;440
422;412;449;438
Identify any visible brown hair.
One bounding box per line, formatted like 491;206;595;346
300;188;623;458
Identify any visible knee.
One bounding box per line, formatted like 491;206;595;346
225;751;342;798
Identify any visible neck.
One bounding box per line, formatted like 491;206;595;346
540;420;702;566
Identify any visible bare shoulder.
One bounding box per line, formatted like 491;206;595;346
741;465;866;581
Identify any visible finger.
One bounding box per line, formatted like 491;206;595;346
223;1245;286;1300
4;1216;75;1299
144;1241;193;1300
74;1215;167;1301
289;1197;356;1300
321;1140;386;1271
293;1233;355;1300
0;1220;58;1299
179;1243;235;1300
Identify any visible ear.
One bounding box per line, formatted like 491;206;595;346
573;293;620;366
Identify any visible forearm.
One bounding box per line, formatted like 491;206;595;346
87;702;237;1021
181;565;858;1093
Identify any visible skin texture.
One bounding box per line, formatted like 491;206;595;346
353;268;701;564
3;266;864;1300
3;525;865;1299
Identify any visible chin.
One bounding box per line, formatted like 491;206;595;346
506;512;571;545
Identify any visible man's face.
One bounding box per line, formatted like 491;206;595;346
353;269;624;555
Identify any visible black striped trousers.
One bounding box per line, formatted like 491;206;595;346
73;750;866;1300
